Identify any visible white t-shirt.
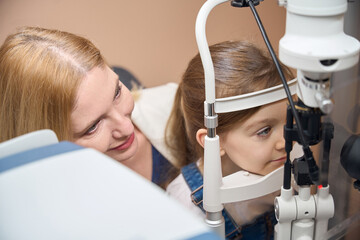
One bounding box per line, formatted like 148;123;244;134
131;83;178;166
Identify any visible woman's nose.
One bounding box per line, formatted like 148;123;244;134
111;110;133;139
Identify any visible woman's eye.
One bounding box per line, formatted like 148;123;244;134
85;122;99;135
115;84;122;99
256;126;271;137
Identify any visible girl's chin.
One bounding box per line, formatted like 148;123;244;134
264;165;284;175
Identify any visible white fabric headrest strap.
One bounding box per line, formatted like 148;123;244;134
214;78;297;113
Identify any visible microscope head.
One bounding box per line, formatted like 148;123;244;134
279;0;360;111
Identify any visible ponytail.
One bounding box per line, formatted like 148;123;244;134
165;83;196;168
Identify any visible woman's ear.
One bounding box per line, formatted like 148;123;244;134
196;129;226;157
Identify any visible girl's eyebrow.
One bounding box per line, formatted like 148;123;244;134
244;118;275;131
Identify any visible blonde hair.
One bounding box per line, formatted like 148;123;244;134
165;40;294;168
0;26;105;142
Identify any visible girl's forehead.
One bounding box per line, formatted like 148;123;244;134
252;100;288;118
237;100;288;130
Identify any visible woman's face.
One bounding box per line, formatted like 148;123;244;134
71;66;137;163
220;99;288;176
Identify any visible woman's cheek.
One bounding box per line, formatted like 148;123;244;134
74;134;109;154
90;132;111;153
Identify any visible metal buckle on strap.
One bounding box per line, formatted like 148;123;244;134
190;185;204;206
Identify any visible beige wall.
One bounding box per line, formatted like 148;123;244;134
0;0;286;87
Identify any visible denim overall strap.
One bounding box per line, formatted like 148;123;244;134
239;210;277;240
151;145;172;186
181;163;242;239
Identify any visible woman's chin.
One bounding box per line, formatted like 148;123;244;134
106;138;139;163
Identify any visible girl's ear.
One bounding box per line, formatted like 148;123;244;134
196;128;207;148
196;129;226;156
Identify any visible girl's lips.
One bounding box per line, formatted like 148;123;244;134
110;132;135;151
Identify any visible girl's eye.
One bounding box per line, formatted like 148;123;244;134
85;121;99;135
256;126;271;137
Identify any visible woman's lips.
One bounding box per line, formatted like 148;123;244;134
110;132;135;151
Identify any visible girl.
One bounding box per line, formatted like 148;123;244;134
165;40;295;239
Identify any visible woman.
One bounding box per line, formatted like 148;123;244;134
0;26;174;187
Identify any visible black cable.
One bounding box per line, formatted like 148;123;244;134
283;107;294;189
246;0;319;184
320;120;334;187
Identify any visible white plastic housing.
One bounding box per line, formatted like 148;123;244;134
296;71;331;109
274;187;297;240
314;186;335;240
220;166;283;203
279;0;360;73
0;145;213;240
203;135;224;213
0;129;58;158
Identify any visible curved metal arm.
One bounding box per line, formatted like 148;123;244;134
195;0;229;104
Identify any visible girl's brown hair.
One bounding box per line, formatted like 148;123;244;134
165;40;294;168
0;26;105;142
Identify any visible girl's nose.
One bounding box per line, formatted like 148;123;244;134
275;134;286;151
